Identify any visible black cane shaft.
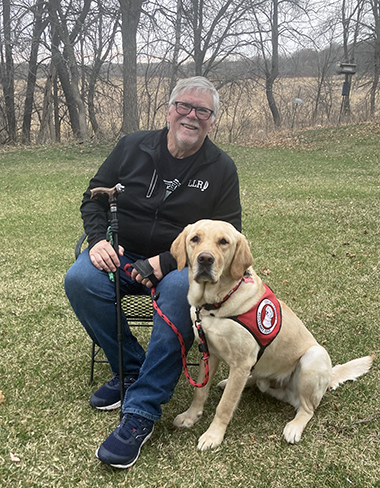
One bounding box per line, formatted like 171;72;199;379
110;206;125;404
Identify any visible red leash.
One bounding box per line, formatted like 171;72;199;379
124;263;209;388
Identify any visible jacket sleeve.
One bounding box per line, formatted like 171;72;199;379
159;251;178;276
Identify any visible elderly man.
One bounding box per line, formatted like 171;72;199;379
65;76;241;468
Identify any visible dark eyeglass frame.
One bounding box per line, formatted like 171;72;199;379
174;101;214;121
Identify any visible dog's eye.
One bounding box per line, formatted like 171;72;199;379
190;235;199;243
218;238;228;245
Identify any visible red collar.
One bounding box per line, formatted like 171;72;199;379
201;275;254;311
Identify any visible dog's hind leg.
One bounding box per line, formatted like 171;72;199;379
282;345;332;443
173;354;220;429
197;365;251;451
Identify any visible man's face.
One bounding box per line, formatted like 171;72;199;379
166;89;215;158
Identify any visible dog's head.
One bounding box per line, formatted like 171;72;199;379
171;220;253;283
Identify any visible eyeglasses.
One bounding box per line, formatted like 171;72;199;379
174;101;214;121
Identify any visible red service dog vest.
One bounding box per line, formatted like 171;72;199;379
229;282;282;361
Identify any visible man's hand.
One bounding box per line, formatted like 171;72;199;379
131;255;163;288
89;239;124;272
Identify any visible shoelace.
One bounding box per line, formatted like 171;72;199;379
118;415;151;440
108;375;136;388
107;375;121;387
123;376;137;387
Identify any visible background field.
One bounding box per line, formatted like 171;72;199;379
0;122;379;487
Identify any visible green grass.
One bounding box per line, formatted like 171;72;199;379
0;123;379;487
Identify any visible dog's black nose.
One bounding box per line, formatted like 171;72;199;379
197;252;215;266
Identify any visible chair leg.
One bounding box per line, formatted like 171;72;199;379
89;341;96;385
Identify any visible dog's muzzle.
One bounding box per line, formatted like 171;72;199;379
194;252;216;283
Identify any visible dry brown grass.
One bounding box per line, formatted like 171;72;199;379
12;75;377;146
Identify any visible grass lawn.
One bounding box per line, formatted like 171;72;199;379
0;122;379;487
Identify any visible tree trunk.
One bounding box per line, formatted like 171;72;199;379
265;76;281;127
169;0;182;94
119;0;143;135
88;59;103;138
1;0;16;142
53;72;60;142
22;0;47;144
192;0;203;76
50;36;82;139
88;5;120;138
38;64;57;144
370;0;380;117
266;0;281;128
47;0;91;141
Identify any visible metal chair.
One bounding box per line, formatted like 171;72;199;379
75;233;153;384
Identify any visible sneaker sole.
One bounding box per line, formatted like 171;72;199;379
95;427;154;469
92;400;121;411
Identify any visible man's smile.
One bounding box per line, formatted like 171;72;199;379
182;122;198;130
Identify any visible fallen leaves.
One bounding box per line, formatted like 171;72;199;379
10;452;21;463
0;390;4;404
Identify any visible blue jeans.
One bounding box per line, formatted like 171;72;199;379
64;248;194;421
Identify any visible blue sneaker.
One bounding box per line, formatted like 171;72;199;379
89;375;138;410
96;414;154;468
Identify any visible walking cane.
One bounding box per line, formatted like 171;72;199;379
90;183;126;409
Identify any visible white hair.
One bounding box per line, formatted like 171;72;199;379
168;76;219;120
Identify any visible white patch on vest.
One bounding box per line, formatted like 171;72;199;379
257;299;278;335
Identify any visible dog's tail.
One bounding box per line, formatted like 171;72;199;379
329;355;374;390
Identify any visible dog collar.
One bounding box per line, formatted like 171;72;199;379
201;275;254;311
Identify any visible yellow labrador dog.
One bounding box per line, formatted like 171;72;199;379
171;219;373;450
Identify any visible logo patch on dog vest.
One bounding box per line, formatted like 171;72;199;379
230;283;282;357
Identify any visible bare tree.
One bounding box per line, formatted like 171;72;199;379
136;0;183;129
1;0;378;145
38;64;58;144
265;0;281;127
361;0;380;117
248;0;312;128
47;0;92;140
84;0;121;138
312;44;341;124
169;0;183;93
339;0;364;120
0;0;16;142
22;0;48;144
180;0;254;77
119;0;144;135
301;16;342;125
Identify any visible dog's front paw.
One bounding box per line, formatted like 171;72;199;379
173;409;202;429
197;427;225;451
283;421;303;444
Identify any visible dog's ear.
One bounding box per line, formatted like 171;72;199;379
230;234;253;281
170;227;189;270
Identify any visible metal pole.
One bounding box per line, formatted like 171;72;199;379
90;183;125;409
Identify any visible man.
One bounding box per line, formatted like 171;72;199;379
65;76;241;468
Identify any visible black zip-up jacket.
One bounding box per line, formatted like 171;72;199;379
81;128;241;275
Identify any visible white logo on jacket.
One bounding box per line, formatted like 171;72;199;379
188;180;209;192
